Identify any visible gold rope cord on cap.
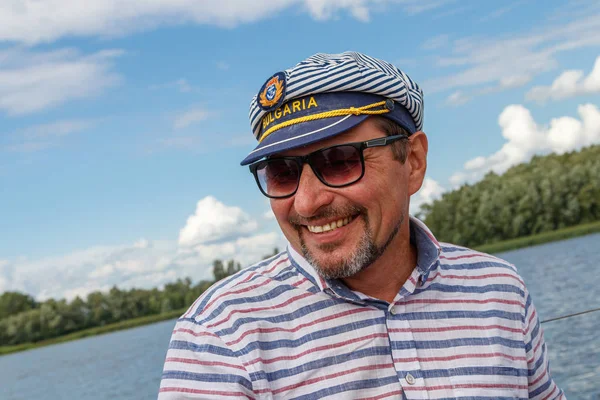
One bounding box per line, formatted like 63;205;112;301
259;101;390;143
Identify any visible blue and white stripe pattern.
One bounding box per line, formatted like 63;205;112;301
248;52;424;140
159;217;564;399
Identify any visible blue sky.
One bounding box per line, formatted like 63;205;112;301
1;0;599;300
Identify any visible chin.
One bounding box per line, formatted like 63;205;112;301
303;237;379;280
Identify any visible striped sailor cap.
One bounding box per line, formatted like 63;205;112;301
240;51;424;166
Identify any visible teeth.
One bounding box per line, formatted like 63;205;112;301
308;217;352;233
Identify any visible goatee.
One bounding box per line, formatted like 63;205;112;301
298;210;404;280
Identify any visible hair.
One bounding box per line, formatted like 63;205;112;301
369;116;411;163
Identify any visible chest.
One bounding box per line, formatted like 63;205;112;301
224;295;528;399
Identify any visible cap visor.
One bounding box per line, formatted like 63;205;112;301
240;114;369;165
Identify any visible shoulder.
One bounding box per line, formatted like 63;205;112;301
438;242;519;273
435;242;526;291
178;251;296;325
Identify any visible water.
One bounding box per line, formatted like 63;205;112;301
0;319;175;400
498;233;600;399
1;233;599;399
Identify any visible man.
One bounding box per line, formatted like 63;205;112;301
159;52;564;399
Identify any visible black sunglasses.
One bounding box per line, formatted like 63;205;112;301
249;134;407;199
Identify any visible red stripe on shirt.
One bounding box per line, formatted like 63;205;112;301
159;387;253;399
404;298;523;307
165;357;246;371
394;351;526;363
389;324;523;334
172;328;218;338
427;272;524;285
226;307;373;346
404;383;528;391
206;292;314;329
244;332;389;366
272;363;394;394
439;253;503;262
357;390;405;400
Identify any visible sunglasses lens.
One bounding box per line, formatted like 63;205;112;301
312;145;363;186
256;159;300;197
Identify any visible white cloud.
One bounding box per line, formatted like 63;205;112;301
0;1;450;45
0;259;10;293
410;177;445;214
393;58;418;68
478;1;525;23
424;13;600;98
2;119;95;153
450;103;600;185
431;4;471;20
441;74;533;107
445;90;470;106
3;240;175;301
263;209;275;220
149;78;192;93
526;55;600;102
179;232;282;269
178;196;259;247
422;34;449;50
0;47;122;115
499;74;532;89
463;156;486;170
173;106;211;129
262;198;275;220
1;197;283;300
400;0;453;15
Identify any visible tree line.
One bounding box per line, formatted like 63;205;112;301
0;250;278;346
419;144;600;247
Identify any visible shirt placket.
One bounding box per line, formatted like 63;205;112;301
387;272;429;400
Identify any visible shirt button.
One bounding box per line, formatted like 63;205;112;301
389;308;397;315
405;373;416;385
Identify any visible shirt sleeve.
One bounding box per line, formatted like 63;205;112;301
158;319;255;399
523;288;566;399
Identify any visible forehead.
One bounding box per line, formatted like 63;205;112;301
276;118;385;157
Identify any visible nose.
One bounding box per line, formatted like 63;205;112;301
293;163;334;217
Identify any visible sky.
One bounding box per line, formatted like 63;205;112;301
1;0;599;301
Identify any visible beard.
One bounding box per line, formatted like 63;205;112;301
293;205;404;280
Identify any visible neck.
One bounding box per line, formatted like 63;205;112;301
341;230;417;303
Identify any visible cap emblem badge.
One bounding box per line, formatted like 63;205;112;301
258;72;286;111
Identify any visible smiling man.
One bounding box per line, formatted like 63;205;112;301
159;52;564;399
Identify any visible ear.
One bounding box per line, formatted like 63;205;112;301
407;131;428;196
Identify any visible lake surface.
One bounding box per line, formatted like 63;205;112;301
1;233;599;399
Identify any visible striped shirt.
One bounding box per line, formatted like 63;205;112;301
159;217;564;399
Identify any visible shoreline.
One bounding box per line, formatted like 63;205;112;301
0;308;186;357
474;220;600;254
2;219;600;357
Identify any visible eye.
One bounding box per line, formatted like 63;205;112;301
263;160;299;186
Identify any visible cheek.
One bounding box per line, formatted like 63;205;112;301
270;199;293;227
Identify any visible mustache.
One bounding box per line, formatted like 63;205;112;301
288;204;366;226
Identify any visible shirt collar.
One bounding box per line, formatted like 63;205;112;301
410;216;442;282
287;215;442;295
286;244;331;292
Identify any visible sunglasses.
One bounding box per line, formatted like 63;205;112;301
249;134;408;199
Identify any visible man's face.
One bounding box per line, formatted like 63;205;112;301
269;118;427;279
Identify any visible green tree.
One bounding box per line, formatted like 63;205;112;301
226;260;242;276
0;291;37;319
212;259;228;282
422;144;600;247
